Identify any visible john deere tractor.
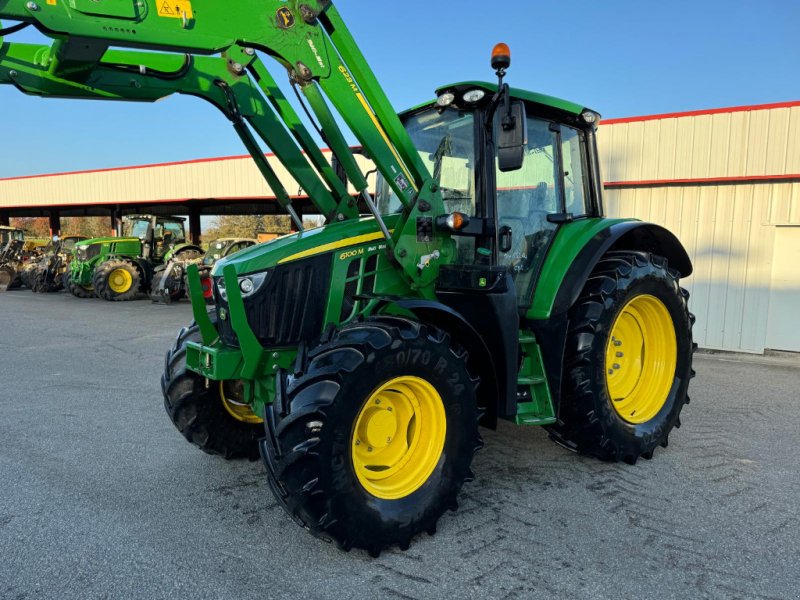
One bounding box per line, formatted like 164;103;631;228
2;1;695;555
68;215;202;301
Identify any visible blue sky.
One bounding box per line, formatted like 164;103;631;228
1;0;798;178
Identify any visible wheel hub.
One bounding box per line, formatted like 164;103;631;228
108;268;132;293
219;380;264;424
352;376;446;500
605;294;677;424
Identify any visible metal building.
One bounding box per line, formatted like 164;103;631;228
600;101;800;353
1;100;798;353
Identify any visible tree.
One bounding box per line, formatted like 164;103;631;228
203;215;294;240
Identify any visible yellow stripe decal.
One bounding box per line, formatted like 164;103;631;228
355;93;418;193
278;231;389;264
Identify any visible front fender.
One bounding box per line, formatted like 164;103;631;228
381;298;501;429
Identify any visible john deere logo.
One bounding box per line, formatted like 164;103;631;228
276;7;295;29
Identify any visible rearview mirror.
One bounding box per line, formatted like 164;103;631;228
497;101;527;172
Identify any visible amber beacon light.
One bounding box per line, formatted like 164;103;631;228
491;43;511;71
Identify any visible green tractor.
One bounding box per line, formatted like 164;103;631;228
2;1;695;556
68;215;202;301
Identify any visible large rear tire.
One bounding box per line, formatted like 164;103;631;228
161;316;262;460
261;317;482;556
93;259;141;302
547;251;695;464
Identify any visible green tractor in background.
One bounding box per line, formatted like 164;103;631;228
68;215;202;301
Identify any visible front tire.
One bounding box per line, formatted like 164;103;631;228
547;251;695;464
93;259;141;302
67;276;94;298
262;317;482;556
161;317;262;460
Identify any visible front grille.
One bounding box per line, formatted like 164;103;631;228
217;253;332;348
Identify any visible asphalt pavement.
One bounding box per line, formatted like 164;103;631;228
1;291;798;599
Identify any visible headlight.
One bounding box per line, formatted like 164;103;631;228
216;270;270;302
463;89;486;104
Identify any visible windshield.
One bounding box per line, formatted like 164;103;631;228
376;108;475;216
126;219;150;239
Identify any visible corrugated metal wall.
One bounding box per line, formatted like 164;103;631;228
0;153;374;209
599;102;800;353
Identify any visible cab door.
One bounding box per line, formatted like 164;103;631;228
494;116;592;307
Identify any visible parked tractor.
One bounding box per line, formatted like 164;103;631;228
24;235;89;293
2;1;695;556
151;238;257;304
0;226;26;292
67;215;202;301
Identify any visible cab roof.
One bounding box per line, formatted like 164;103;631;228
402;81;594;120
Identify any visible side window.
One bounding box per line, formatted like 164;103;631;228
163;222;185;242
560;125;591;216
495;117;562;306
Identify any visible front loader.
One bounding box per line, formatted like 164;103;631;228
150;237;257;304
0;226;26;291
1;1;695;555
67;215;202;301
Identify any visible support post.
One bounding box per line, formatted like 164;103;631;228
189;205;201;245
49;210;61;237
110;207;122;237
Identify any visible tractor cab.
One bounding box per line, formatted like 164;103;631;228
0;226;24;249
125;215;187;260
377;80;602;310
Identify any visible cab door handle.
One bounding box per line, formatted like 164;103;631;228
499;225;513;253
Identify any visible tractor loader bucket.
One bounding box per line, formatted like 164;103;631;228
150;261;183;304
0;265;18;292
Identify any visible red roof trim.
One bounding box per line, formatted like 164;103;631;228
0;195;289;210
604;174;800;188
0;149;334;183
601;100;800;125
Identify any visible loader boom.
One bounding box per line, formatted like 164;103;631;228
0;0;445;288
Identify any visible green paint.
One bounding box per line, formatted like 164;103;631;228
527;218;634;320
515;332;556;425
402;81;590;118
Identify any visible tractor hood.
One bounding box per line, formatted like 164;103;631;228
76;236;140;247
211;215;400;277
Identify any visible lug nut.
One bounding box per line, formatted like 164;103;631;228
616;352;624;358
613;363;621;370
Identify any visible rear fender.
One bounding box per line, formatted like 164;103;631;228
528;220;693;414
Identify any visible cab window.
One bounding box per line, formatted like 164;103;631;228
495;116;562;305
560;125;591;216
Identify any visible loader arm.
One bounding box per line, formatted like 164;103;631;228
0;0;445;289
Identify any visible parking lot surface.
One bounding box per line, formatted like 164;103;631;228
1;291;798;599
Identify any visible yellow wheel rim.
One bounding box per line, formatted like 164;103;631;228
219;381;264;424
108;268;133;293
352;376;447;500
605;294;677;424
